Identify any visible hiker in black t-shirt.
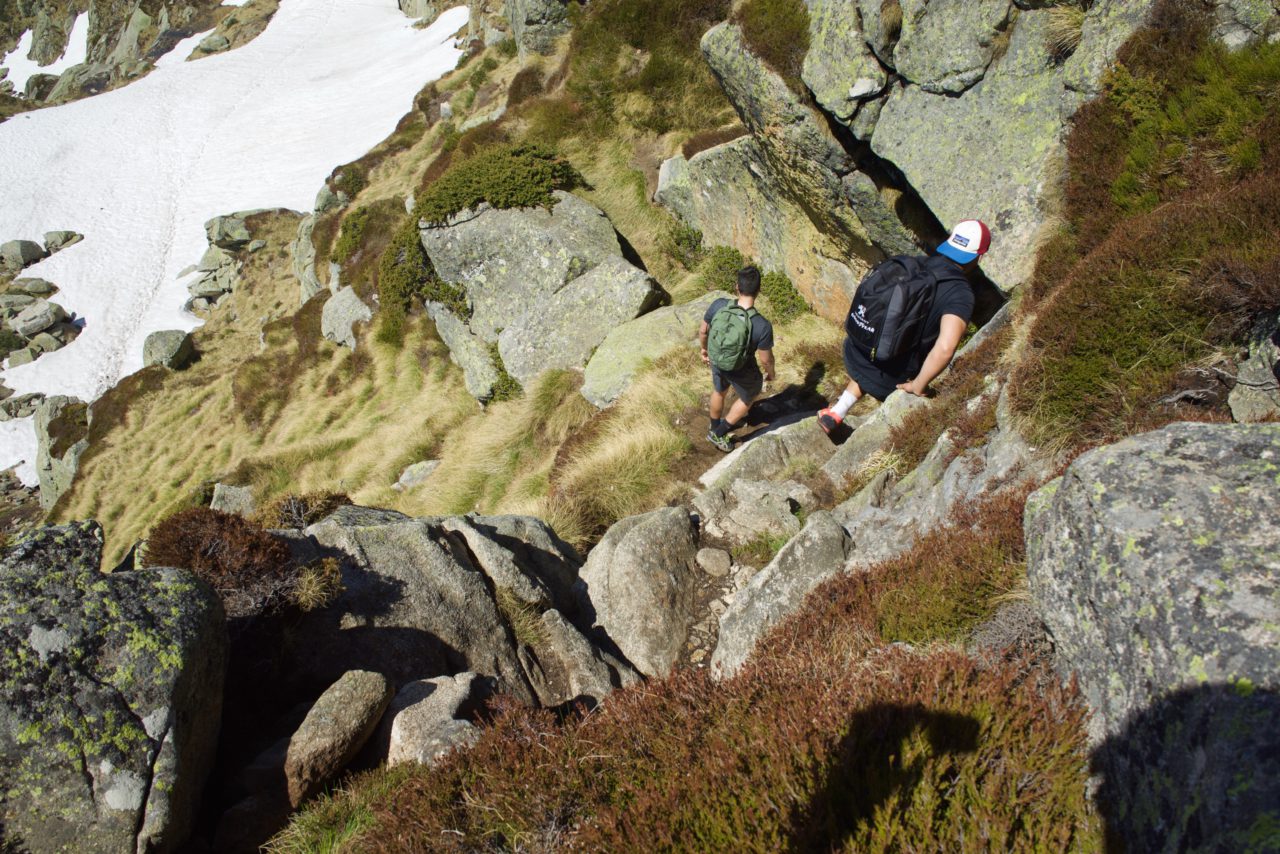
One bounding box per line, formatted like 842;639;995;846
818;220;990;433
699;266;775;453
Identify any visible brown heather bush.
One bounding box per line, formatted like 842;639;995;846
282;487;1096;851
681;123;748;159
143;508;294;618
506;65;545;109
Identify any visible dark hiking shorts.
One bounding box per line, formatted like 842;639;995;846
711;364;764;403
842;336;903;402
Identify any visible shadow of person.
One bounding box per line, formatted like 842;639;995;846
748;363;830;427
787;703;981;851
1091;683;1280;853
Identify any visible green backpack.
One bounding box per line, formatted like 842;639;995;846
708;304;758;371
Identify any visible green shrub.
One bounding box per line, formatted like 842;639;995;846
330;206;370;265
695;245;748;293
759;270;808;324
735;0;811;92
0;328;25;359
412;142;583;226
663;222;705;270
375;222;466;347
495;37;518;58
330;164;368;199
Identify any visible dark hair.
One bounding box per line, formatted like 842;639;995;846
737;266;761;297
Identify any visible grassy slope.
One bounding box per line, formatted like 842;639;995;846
275;3;1280;849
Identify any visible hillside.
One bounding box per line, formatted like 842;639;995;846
0;0;1277;851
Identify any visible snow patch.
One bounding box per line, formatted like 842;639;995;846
154;30;217;70
0;14;90;95
0;2;469;484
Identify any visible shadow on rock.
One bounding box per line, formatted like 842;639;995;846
1092;684;1280;853
787;703;980;851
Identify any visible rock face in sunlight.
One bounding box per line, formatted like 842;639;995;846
1027;423;1280;851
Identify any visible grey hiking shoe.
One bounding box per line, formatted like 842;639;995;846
706;430;734;453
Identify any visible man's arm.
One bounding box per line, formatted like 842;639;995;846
897;314;967;396
757;348;775;382
699;319;710;365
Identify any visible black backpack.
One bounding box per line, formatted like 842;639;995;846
845;255;938;362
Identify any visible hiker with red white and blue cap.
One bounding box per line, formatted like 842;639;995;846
817;220;990;434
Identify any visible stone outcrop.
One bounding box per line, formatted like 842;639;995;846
320;286;372;350
34;394;89;511
382;672;490;767
393;459;441;491
1228;319;1280;422
711;512;854;679
578;506;700;678
1026;422;1279;850
418;192;661;399
286;507;634;709
209;483;256;517
143;330;196;370
284;671;392;806
427;302;501;401
497;255;661;386
506;0;571;54
581;292;726;408
0;239;48;272
694;478;817;547
0;522;226;854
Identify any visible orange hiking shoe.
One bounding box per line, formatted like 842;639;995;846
817;408;841;434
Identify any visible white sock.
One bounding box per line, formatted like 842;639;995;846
832;390;858;419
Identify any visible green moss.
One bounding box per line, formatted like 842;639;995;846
487;343;523;402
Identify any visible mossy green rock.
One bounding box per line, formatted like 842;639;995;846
0;521;226;854
580;292;725;409
802;0;886;121
894;0;1011;95
1027;423;1280;850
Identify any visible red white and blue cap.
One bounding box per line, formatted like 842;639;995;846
936;219;991;264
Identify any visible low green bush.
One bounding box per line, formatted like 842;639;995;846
487;342;523;402
695;245;748;293
759;270;808;324
375;223;466;347
412;142;583;226
330;163;368;199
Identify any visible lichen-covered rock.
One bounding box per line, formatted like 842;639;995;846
582;292;726;409
1026;422;1280;850
506;0;571;54
284;670;392;806
34;394;89;511
695;478;816;547
290;507;626;709
204;215;251;251
209;483;256;518
0;239;48;272
1228;321;1280;423
426;301;500;401
497;256;660;386
0;522;226;854
43;231;83;253
711;512;854;679
142;330;195;370
9;298;67;337
802;0;888;122
320;286;371;350
290;215;325;302
384;673;487;767
578;507;700;678
418;191;621;342
872;2;1158;293
893;0;1011;94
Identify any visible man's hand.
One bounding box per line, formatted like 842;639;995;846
896;378;927;396
700;347;710;365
